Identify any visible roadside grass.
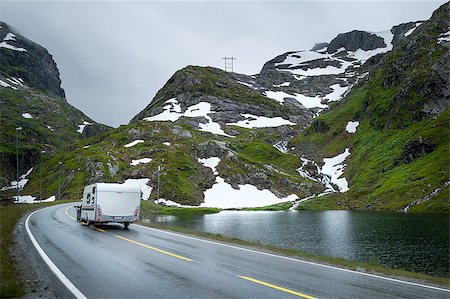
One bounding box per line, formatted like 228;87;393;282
140;201;220;217
238;201;294;211
0;200;76;298
140;222;450;287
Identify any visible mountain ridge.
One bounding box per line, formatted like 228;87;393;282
3;2;449;212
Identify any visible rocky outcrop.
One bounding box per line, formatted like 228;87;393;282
131;66;312;133
391;21;424;46
311;42;329;51
86;157;105;184
327;30;386;53
400;138;436;164
376;2;449;129
0;22;65;98
81;123;110;138
310;119;329;133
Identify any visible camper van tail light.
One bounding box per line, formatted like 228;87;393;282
134;206;140;222
97;205;102;221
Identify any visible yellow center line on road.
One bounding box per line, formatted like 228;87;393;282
64;206;190;261
64;207;77;221
115;234;193;262
238;275;317;299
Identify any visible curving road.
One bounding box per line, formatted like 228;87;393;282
26;203;449;299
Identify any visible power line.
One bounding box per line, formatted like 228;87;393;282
222;56;236;72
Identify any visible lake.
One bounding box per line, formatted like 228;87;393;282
155;210;449;277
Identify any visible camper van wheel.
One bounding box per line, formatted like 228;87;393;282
76;209;81;221
124;222;129;229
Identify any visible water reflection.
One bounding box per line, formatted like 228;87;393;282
155;210;449;276
320;211;353;258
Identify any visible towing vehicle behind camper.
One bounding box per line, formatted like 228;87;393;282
76;183;141;229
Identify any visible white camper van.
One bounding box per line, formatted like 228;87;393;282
76;183;141;229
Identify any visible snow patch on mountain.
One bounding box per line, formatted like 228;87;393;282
274;29;394;79
7;77;26;87
321;148;351;192
198;157;220;175
14;195;56;204
273;141;289;153
237;81;257;89
77;121;92;134
156;198;183;207
124;140;144;148
200;176;298;209
275;51;353;76
273;82;291;87
123;178;152;200
297;152;349;194
344;30;394;63
144;99;231;137
438;31;450;43
265;90;326;109
404;22;422;37
227;114;295;128
323;84;351;102
346;121;359;133
0;32;27;52
3;33;16;41
297;157;321;182
2;168;33;191
130;158;152;166
293;149;352;206
0;79;17;90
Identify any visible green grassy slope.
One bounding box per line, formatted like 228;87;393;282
0;86;110;195
294;4;449;212
22;120;318;205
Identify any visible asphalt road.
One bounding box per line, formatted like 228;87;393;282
27;203;450;299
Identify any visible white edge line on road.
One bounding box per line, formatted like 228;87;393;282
135;224;450;293
26;208;88;299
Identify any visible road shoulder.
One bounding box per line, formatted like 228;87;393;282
12;209;74;299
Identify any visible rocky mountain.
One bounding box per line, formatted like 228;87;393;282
15;65;324;206
11;3;449;212
253;21;428;119
0;22;110;198
132;66;313;134
290;2;449;212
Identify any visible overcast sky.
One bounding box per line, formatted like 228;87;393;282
0;1;445;127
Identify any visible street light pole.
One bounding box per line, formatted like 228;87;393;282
58;161;62;200
40;150;45;203
156;165;160;221
15;127;22;202
77;168;81;200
